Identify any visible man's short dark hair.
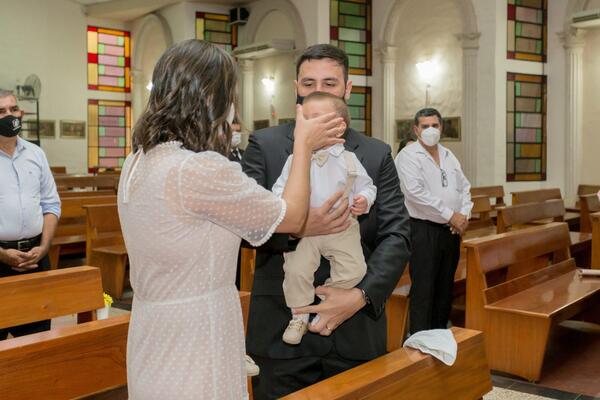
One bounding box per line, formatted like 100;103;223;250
296;44;349;82
414;108;443;126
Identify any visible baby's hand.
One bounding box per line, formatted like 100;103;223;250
350;195;368;216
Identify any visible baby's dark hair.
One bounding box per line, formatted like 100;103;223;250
302;92;350;127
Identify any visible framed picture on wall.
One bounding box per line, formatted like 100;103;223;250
441;117;461;141
23;119;56;139
253;120;270;130
60;120;86;139
278;118;295;125
396;119;414;142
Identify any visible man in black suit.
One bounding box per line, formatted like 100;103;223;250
242;44;411;399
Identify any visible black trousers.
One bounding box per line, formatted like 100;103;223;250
251;346;363;400
0;254;51;340
408;218;461;334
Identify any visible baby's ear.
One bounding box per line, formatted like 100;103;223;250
340;120;347;131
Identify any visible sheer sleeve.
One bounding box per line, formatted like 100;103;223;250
177;152;286;247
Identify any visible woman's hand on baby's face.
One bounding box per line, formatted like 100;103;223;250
294;105;345;151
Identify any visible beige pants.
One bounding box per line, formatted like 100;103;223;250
282;218;367;308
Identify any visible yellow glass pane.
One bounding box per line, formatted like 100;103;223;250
88;31;98;53
98;28;125;36
88;126;98;147
205;13;228;21
125;67;130;89
88;64;98;85
88;147;98;168
124;36;130;57
100;100;125;107
126;106;131;129
196;19;204;40
88;104;98;126
98;85;125;92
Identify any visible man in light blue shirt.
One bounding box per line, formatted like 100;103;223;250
0;89;61;339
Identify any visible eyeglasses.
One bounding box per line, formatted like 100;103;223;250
441;169;448;188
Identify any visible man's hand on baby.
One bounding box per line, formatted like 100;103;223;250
350;195;368;216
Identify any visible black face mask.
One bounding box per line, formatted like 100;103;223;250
0;115;22;137
296;92;347;105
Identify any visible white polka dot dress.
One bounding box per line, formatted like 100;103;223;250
117;142;286;399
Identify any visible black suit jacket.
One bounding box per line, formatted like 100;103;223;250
242;123;410;360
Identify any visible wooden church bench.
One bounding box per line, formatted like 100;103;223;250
592;212;600;269
84;204;128;299
0;266;129;400
283;327;492;400
471;185;506;209
511;188;579;230
496;199;592;267
59;189;116;198
464;223;600;381
48;195;117;269
580;193;600;233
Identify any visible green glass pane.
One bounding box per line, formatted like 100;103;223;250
348;54;366;68
118;117;125;127
516;22;522;36
117;57;125;67
535;159;541;172
99;127;106;136
119;137;125;146
348;106;361;119
341;15;366;29
516;113;522;128
99;106;106;115
99;148;106;157
339;1;365;16
98;65;105;75
98;44;105;54
515;82;521;96
536;40;542;54
339;28;364;42
536;129;542;142
536;99;541;112
205;19;228;32
537;10;543;24
348;93;365;106
330;1;338;26
118;77;125;87
119;158;125;167
117;36;125;46
516;144;521;157
344;42;366;55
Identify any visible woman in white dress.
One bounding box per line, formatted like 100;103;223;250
117;39;344;399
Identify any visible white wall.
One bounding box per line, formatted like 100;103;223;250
391;0;464;160
582;27;600;184
0;0;130;174
253;53;296;124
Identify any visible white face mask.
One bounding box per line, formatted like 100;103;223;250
231;131;241;147
420;127;441;147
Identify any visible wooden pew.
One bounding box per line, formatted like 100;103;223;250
50;166;66;174
464;223;600;381
54;175;118;192
0;266;129;400
284;327;492;400
85;204;128;299
496;199;592;267
59;189;115;198
511;188;580;230
593;212;600;269
49;195;117;269
579;193;600;233
471;185;505;208
463;195;496;240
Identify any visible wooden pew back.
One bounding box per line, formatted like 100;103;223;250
59;189;115;198
511;188;561;205
50;166;66;174
471;185;505;207
84;204;123;263
56;195;117;237
284;327;492;400
0;267;104;330
580;193;600;233
464;223;571;330
593;212;600;268
468;195;494;231
578;184;600;196
496;199;565;233
54;175;118;192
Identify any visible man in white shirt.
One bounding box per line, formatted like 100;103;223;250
0;89;61;340
394;108;472;334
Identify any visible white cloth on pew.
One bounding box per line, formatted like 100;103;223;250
403;329;457;366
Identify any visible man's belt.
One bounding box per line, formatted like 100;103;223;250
0;235;42;251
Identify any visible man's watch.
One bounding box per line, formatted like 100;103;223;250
360;288;371;305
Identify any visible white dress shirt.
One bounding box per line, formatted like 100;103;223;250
272;143;377;211
395;141;472;224
0;137;61;240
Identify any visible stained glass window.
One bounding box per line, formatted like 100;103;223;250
348;86;371;136
195;12;237;53
330;0;372;75
507;0;547;62
506;73;546;181
88;99;132;169
87;26;131;92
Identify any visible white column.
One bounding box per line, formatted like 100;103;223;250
239;59;254;149
380;45;397;150
130;69;144;127
456;33;481;184
560;29;586;203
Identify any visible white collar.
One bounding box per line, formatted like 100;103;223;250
315;142;344;157
413;140;449;159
